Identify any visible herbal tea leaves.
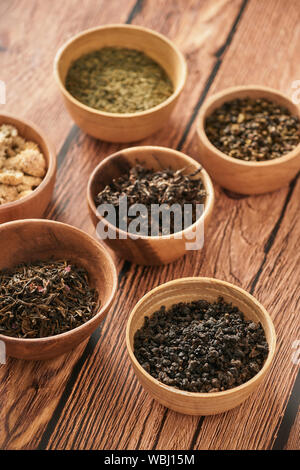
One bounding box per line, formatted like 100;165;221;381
95;165;207;236
205;97;300;161
134;297;269;393
0;260;99;338
65;47;174;113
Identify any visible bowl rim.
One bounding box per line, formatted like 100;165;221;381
54;23;187;119
126;276;277;399
197;84;300;167
0;113;56;211
87;145;215;241
0;219;118;344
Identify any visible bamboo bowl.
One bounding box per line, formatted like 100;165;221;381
0;219;117;361
126;277;276;415
87;146;215;265
0;114;56;223
196;85;300;194
54;24;187;143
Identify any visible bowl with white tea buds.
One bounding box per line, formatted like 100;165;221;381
87;146;215;265
197;85;300;194
126;277;276;415
0;114;56;223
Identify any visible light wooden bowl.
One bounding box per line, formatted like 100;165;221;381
87;146;215;265
0;219;117;361
54;24;187;143
196;85;300;194
126;277;276;415
0;114;56;223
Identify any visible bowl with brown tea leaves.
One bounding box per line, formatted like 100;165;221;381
0;219;117;360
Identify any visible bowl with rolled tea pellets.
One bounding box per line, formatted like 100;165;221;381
197;85;300;194
0;219;117;360
0;113;56;223
126;277;276;415
54;24;187;142
87;146;214;265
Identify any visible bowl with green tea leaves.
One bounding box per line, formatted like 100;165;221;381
197;85;300;194
54;24;187;143
0;219;117;360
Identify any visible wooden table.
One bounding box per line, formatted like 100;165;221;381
0;0;299;451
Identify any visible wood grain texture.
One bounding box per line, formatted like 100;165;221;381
0;0;135;147
0;0;299;451
196;85;300;194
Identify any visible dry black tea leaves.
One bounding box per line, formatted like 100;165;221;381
95;165;207;236
65;47;174;113
0;260;99;338
205;97;300;161
134;297;269;393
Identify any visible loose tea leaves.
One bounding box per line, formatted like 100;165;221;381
95;165;207;236
65;47;174;113
0;260;99;338
134;297;269;393
205;97;300;161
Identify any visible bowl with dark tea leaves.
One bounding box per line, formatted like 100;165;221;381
87;146;215;265
197;85;300;194
54;24;187;142
0;219;117;360
126;277;276;415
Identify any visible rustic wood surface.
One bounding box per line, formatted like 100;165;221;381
0;0;299;450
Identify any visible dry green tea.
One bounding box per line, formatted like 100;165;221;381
65;47;174;113
205;97;300;161
0;260;99;338
95;164;207;236
134;297;269;393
